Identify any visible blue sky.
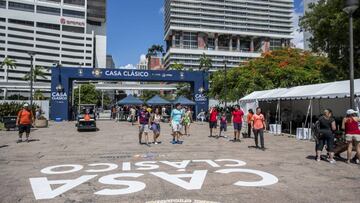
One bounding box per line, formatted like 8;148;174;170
107;0;304;67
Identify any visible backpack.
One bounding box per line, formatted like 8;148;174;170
312;118;323;142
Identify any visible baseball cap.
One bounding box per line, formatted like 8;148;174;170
23;103;29;107
346;109;359;115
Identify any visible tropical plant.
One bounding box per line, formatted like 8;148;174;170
34;90;46;100
24;66;48;82
0;57;16;82
169;62;184;71
146;44;164;69
209;48;337;102
300;0;360;79
199;53;212;71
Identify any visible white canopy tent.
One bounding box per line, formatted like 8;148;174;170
240;79;360;136
240;79;360;102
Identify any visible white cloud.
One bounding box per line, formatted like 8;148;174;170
159;6;164;15
291;10;304;49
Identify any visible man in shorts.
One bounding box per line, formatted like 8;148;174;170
232;105;244;142
16;103;34;143
209;107;218;137
138;105;151;145
171;103;184;144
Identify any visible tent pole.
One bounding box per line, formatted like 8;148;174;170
310;99;313;140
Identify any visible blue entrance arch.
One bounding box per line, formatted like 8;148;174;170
50;67;209;121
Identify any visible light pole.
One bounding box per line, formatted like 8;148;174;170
343;0;359;109
28;51;36;108
224;60;228;113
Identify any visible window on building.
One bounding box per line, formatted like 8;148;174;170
63;35;84;40
37;6;61;15
37;31;60;37
37;22;60;30
62;25;84;33
183;32;198;49
8;2;34;12
63;0;85;6
63;9;85;18
38;0;61;3
8;19;34;27
0;0;6;8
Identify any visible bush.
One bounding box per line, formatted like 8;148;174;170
0;102;36;119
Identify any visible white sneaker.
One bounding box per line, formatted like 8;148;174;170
154;142;158;145
329;159;336;164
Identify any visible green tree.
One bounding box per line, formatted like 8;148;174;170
169;62;184;70
199;53;212;71
210;48;337;102
73;84;100;107
24;66;48;82
0;57;16;82
300;0;360;79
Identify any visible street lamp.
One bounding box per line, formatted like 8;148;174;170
223;60;228;113
27;51;36;108
343;0;359;109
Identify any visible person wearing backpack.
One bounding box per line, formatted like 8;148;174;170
342;109;360;164
315;109;337;163
16;103;34;143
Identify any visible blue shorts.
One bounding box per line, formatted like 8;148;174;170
233;122;242;131
220;123;227;131
151;123;161;133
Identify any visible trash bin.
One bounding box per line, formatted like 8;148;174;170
3;116;17;131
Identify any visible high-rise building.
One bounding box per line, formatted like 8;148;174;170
303;0;318;50
0;0;107;83
164;0;294;70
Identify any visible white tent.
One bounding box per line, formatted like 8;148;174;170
239;79;360;136
240;79;360;102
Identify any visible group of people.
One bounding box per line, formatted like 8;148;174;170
137;103;193;145
207;105;267;150
315;108;360;164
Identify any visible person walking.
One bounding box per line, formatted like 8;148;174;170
315;109;337;163
209;107;218;137
231;105;244;142
246;109;254;138
151;108;162;144
138;105;151;145
183;107;192;136
197;109;206;123
219;112;227;138
342;109;360;164
129;106;136;125
252;107;266;150
170;103;184;144
16;103;34;143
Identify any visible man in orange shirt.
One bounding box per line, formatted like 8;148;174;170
16;103;34;143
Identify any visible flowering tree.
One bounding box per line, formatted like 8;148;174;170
209;48;337;102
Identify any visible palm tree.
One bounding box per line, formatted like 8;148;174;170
146;44;164;69
169;62;184;71
24;66;48;82
0;57;16;82
199;53;212;71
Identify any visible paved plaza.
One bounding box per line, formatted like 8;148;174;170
0;121;359;203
